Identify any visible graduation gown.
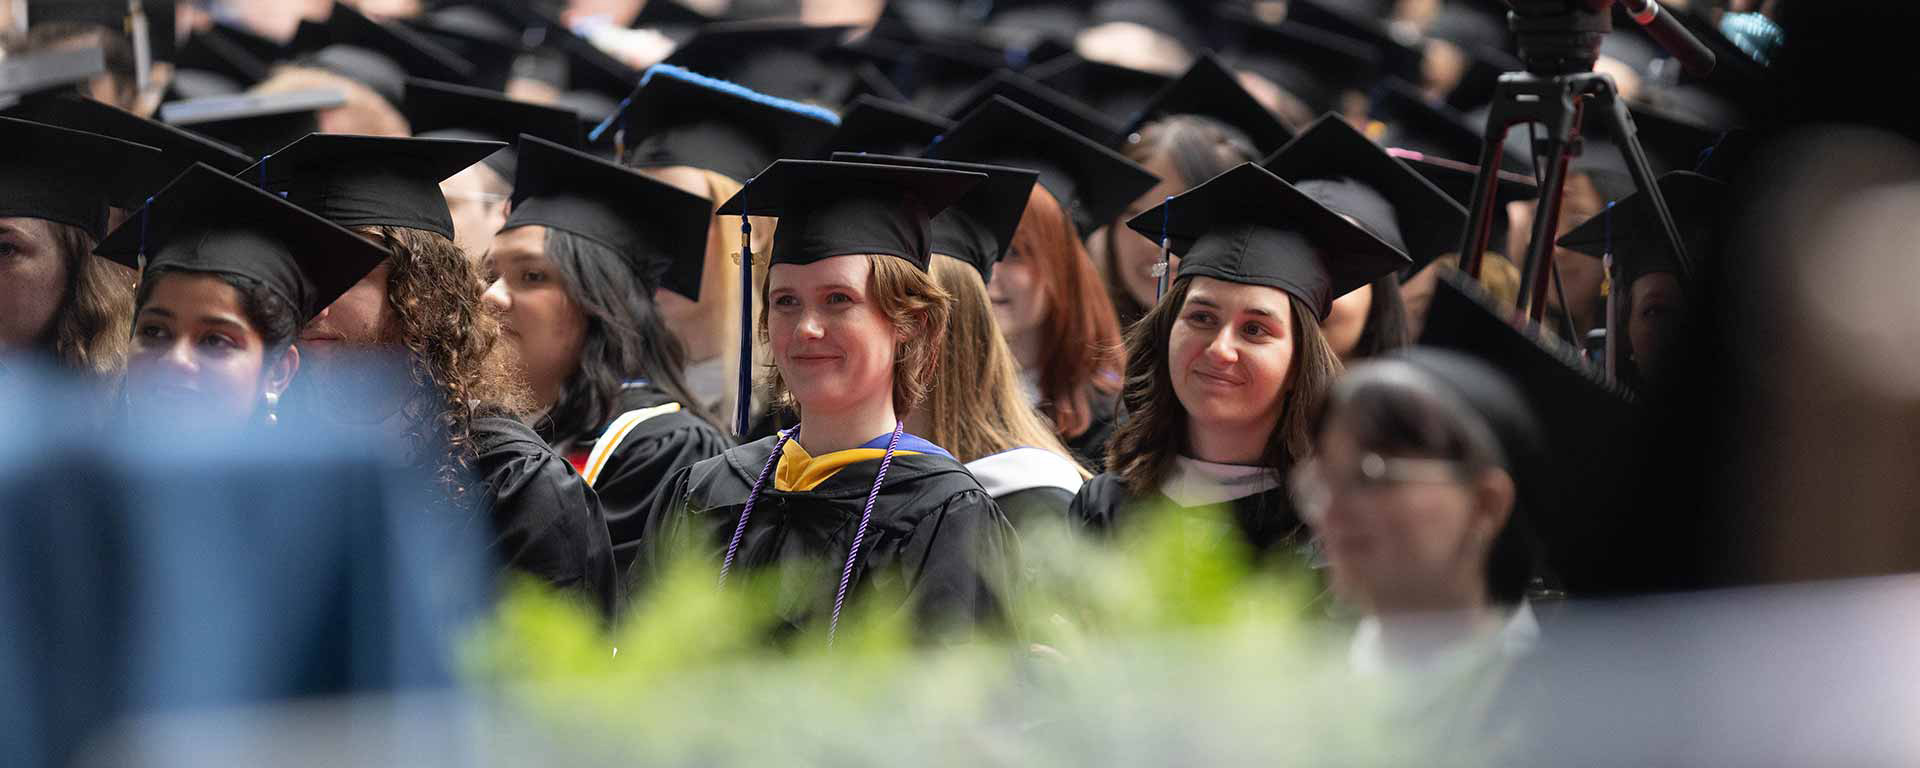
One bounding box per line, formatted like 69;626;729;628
1068;471;1310;562
472;409;623;619
965;446;1086;531
1064;387;1120;475
559;382;731;572
639;435;1019;637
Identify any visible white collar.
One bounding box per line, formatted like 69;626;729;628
1348;601;1540;678
967;447;1085;498
1160;455;1281;507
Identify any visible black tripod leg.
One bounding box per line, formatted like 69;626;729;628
1517;126;1575;321
1600;93;1694;280
1457;115;1515;279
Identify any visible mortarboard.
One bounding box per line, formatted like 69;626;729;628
159;89;346;158
242;133;505;240
299;45;411;106
1388;147;1538;207
1374;78;1488;162
633;0;721;28
299;3;477;100
660;20;856;104
1125;162;1410;319
942;68;1125;147
1555;170;1726;286
981;0;1092;51
94;163;394;322
819;95;953;157
929;95;1158;236
1088;0;1205;51
1217;12;1383;115
0;45;106;108
0;116;164;239
402;5;530;92
595;63;841;183
837;61;912;106
1128;53;1294;155
1284;0;1424;84
403;77;582;182
1026;53;1174;127
3;95;254;202
830;152;1038;283
205;21;292;66
503;135;714;300
174;27;273;89
539;21;643;101
1620;99;1732;178
714;158;985;273
1442;45;1523;114
1263;113;1467;274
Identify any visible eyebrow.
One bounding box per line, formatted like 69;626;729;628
138;306;248;330
1188;294;1278;318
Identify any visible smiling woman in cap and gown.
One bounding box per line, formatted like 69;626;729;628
639;159;1019;640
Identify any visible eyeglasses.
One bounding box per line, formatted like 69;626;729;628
1290;453;1475;526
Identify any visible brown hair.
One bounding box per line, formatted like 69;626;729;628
364;226;531;496
1107;275;1344;496
1106;115;1261;324
1010;184;1125;438
922;254;1088;472
760;254;951;420
45;220;132;375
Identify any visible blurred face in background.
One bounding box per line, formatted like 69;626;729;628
126;272;297;432
440;163;511;267
0;218;71;353
483;225;588;410
1109;153;1186;312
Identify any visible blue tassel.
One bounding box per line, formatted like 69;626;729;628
256;153;270;189
1154;195;1173;301
136;195;153;272
734;182;755;438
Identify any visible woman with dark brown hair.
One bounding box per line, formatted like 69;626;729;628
1071;164;1408;560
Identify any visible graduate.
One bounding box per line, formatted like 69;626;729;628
640;159;1019;640
1263;114;1469;362
1071;163;1408;559
833;152;1088;528
236;133;622;617
402;77;584;263
484;134;732;573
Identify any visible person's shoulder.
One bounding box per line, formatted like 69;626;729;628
467;409;551;457
1070;472;1136;529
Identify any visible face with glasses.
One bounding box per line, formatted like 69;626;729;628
1297;410;1515;615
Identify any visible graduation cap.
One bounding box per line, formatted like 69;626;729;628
595;63;841;183
1263;113;1467;274
1217;12;1384;115
1125;163;1410;319
830;152;1038;283
715;159;985;272
402;6;529;92
1442;45;1522;114
3;94;254;202
1415;269;1641;595
174;27;273;89
403;78;581;182
538;21;643;101
1026;53;1174;126
0;45;106;108
837;60;912;106
1621;99;1731;178
942;69;1125;147
1128;53;1294;155
881;38;1010;111
819;95;953;157
23;0;175;63
660;20;856;103
159;89;346;158
981;1;1092;51
1283;0;1424;84
242;134;504;240
1373;78;1487;163
1555;171;1726;286
206;20;293;65
95;163;394;322
503;135;713;300
1087;0;1204;51
929;95;1158;237
0;116;164;239
300;3;477;99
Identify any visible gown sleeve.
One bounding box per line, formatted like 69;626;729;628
1067;472;1130;534
995;486;1076;532
891;489;1020;637
628;462;701;595
591;417;732;573
472;416;622;620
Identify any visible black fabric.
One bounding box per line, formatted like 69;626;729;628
821;95;953;157
402;8;526;92
605;64;841;182
471;410;623;620
404;78;583;184
1129;53;1294;155
994;486;1075;532
1064;385;1119;475
503;135;714;300
929;95;1158;237
660;20;854;103
1069;473;1313;563
1283;0;1424;84
830;153;1037;283
246;133;503;240
1026;53;1173;127
0;117;163;239
636;436;1019;637
1125;163;1408;319
564;383;732;573
174;28;272;87
714;158;985;271
4;94;255;194
1294;178;1407;254
1265;114;1469;274
300;45;410;105
1556;171;1728;285
1220;13;1384;114
160;89;343;158
942;69;1124;148
312;3;476;86
93;163;392;322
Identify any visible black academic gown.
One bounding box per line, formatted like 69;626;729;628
472;409;622;619
1068;472;1310;562
1064;388;1120;474
639;436;1019;638
560;383;731;572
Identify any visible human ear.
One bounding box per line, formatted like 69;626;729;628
264;345;302;398
1471;467;1516;546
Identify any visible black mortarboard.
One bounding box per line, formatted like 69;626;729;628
1442;45;1523;114
1621;100;1730;178
543;23;643;100
660;20;855;103
595;63;841;182
981;1;1091;52
94;163;393;322
1125;163;1410;319
830;152;1038;283
1129;53;1294;155
1088;0;1204;50
159;89;346;157
0;116;163;238
1263;113;1467;273
633;0;720;28
402;6;529;92
1284;0;1423;83
929;95;1158;236
0;46;106;108
820;95;953;156
242;134;503;240
1555;171;1726;285
870;36;1007;111
1026;53;1174;127
503;135;713;300
174;27;273;88
1374;78;1486;162
403;78;581;182
1415;269;1640;595
838;60;912;106
714;159;985;272
1218;13;1383;115
3;94;254;201
1388;147;1538;207
298;4;476;101
300;45;411;106
941;69;1125;147
205;21;292;65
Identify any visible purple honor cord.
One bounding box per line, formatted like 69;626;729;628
716;421;908;648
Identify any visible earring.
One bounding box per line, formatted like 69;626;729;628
264;391;279;427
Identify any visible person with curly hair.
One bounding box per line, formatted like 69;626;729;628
252;134;621;617
640;160;1018;640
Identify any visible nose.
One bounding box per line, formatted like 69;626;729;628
159;337;197;374
482;278;509;311
796;309;825;340
1204;327;1238;365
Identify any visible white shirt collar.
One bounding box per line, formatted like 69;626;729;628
967;447;1085;498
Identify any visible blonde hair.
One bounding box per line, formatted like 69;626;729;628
695;169;776;424
253;66;410;137
922;254;1089;474
48;220;131;375
761;255;951;419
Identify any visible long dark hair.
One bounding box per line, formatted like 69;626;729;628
1348;273;1410;360
1107;275;1344;496
1106;115;1260;326
540;227;715;447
